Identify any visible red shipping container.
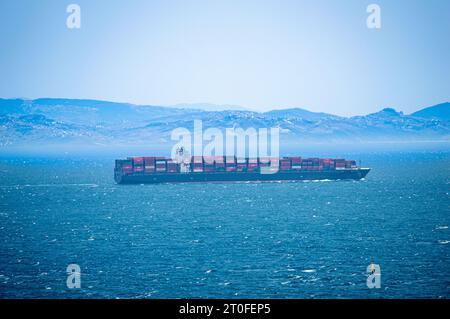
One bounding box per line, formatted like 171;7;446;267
122;164;132;173
144;157;155;166
133;165;144;172
193;156;203;164
214;163;225;170
203;156;215;165
225;156;236;164
133;158;144;165
280;159;291;166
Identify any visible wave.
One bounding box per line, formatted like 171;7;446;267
0;183;99;188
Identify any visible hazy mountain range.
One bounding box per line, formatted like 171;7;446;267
0;98;449;150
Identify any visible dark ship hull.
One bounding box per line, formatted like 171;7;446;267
115;168;370;184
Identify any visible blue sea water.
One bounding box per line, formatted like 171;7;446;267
0;151;449;298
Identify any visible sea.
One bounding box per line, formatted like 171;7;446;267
0;150;449;298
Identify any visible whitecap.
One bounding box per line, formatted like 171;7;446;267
302;269;316;273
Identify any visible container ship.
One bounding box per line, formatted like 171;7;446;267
114;150;370;184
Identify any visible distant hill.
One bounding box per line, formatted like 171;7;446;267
171;103;251;112
411;102;450;121
0;98;449;149
263;108;342;121
366;108;403;117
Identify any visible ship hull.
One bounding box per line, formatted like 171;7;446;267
115;168;370;184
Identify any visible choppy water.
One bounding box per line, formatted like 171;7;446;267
0;152;449;298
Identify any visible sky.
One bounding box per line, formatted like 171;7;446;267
0;0;449;116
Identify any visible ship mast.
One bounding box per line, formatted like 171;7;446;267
175;146;191;173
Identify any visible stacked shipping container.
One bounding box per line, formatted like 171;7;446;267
144;157;155;173
247;158;258;172
225;156;236;172
121;156;358;175
280;158;292;171
192;156;203;172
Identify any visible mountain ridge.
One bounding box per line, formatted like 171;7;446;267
3;97;448;119
411;102;450;121
0;98;449;148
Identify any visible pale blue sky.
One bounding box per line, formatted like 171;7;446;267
0;0;449;116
